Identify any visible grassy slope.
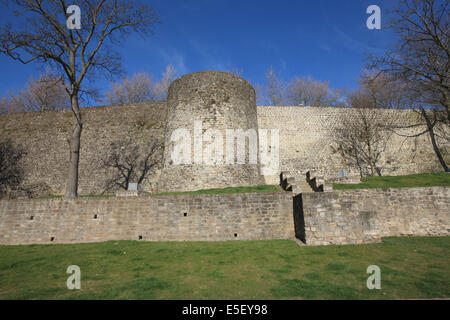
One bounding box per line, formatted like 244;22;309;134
0;237;448;300
333;173;450;190
150;184;282;196
39;185;282;199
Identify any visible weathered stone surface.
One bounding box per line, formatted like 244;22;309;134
257;107;445;185
1;186;448;246
115;190;142;197
0;192;295;245
158;71;265;192
0;101;166;196
327;176;361;184
295;186;450;245
0;72;446;196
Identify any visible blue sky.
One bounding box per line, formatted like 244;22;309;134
0;0;398;102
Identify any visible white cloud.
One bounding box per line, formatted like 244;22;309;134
156;46;188;75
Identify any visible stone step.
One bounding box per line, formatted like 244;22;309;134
294;180;314;193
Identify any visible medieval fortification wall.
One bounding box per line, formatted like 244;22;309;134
0;102;166;196
0;105;442;196
159;71;265;192
258;106;442;185
0;71;447;246
0;71;444;196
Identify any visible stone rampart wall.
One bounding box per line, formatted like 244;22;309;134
296;186;450;245
0;192;294;245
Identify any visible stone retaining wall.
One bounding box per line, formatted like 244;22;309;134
296;186;450;245
0;192;294;245
1;186;448;246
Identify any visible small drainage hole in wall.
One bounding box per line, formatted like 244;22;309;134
183;212;187;217
94;214;98;219
50;237;55;242
30;216;34;220
139;235;143;240
234;233;238;238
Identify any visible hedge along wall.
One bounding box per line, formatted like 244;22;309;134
0;192;294;245
295;186;450;245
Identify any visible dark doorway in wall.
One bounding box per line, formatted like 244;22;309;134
293;194;306;244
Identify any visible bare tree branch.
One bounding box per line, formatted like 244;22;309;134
369;0;449;171
0;0;161;197
100;139;162;192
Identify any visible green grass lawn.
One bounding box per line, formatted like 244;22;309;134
0;236;448;300
333;172;450;190
38;185;282;199
149;184;282;196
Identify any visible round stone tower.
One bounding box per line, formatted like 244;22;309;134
158;71;265;192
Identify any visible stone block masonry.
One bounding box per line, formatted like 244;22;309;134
257;106;446;185
0;102;167;196
159;71;266;192
296;186;450;245
0;192;295;245
0;102;445;196
0;186;448;246
0;70;446;198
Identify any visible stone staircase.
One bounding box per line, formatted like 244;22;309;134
280;172;313;195
306;171;333;192
280;171;332;195
295;180;314;193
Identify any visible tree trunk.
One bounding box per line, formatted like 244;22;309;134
427;127;449;172
65;94;83;198
422;109;449;172
367;139;375;176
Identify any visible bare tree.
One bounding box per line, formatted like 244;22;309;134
227;67;244;78
333;107;394;177
154;64;176;100
105;65;176;104
0;1;160;197
100;139;162;192
286;76;311;106
346;72;407;109
286;76;343;107
337;72;407;176
369;0;449;171
260;66;285;106
257;69;343;107
357;72;407;109
106;72;157;105
6;69;69;112
0;140;26;198
0;96;9;114
347;88;373;110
